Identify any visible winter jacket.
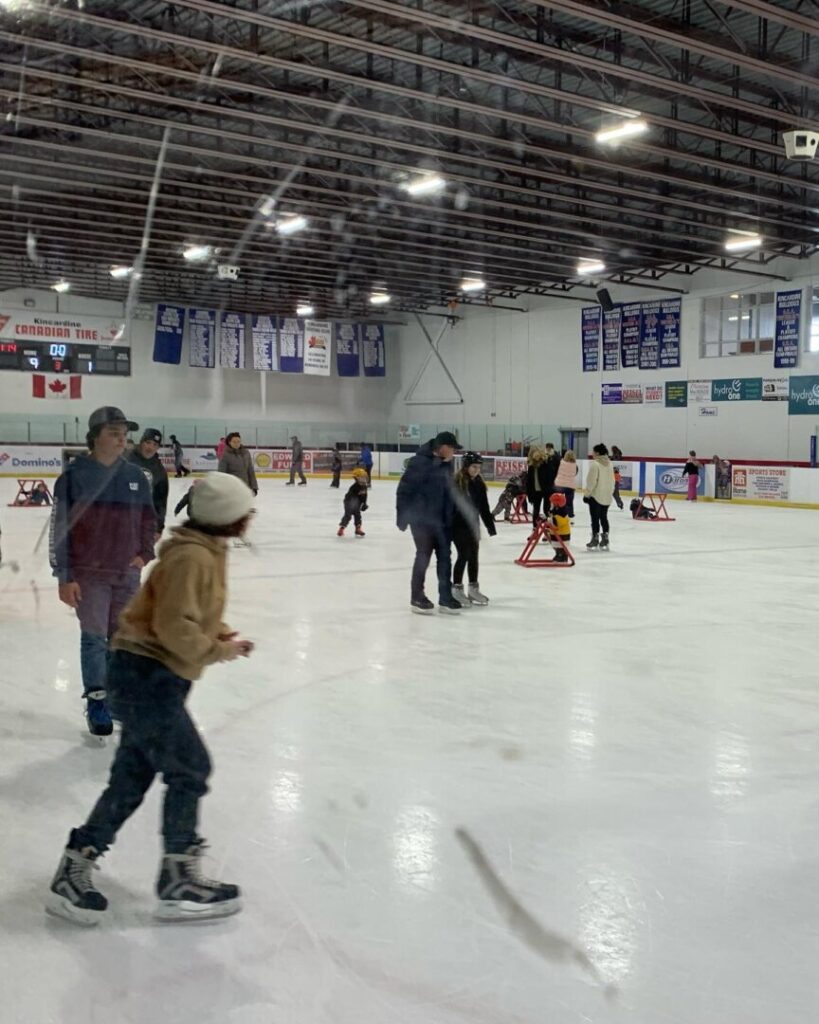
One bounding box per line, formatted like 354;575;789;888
127;448;169;532
218;446;258;492
395;440;455;533
554;459;578;490
344;480;369;513
50;453;156;584
113;527;235;681
526;460;552;501
291;439;304;463
585;456;615;506
171;439;185;465
332;450;343;472
359;446;373;469
452;474;497;539
216;440;226;460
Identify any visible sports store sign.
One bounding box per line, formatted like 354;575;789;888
0;310;125;343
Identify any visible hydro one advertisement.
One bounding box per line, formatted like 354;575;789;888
654;464;705;496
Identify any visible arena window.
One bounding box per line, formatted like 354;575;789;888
701;290;774;357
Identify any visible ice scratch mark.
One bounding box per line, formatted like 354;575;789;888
314;837;346;875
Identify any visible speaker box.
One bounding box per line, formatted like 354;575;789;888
596;288;614;312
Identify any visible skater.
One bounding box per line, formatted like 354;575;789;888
218;433;258;495
169;435;190;478
683;451;700;501
526;446;552;525
542;442;561;494
630;498;656;520
286;435;307;486
547;491;571;561
330;444;343;488
451;452;496;607
50;407;156;738
554;450;578;518
337;468;369;537
584;443;615;550
491;471;527;521
396;430;462;615
46;473;255;926
127;427;169;539
18;481;52;506
612;465;625;511
174;479;201;517
359;443;373;486
216;436;226;461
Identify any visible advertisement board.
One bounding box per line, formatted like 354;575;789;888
687;380;711;403
731;466;789;502
665;381;688;407
654;463;705;496
601;382;622;404
762;377;789;402
711;377;763;402
621;384;643;404
644;384;663;404
788;375;819;415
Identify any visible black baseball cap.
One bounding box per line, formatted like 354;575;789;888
140;428;162;444
433;431;462;450
88;406;138;433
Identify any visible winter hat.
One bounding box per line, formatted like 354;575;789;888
352;467;368;482
140;428;162;445
461;451;483;468
189;473;254;526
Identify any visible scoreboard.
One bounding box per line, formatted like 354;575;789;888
0;341;131;376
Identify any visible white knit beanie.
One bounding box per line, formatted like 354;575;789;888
189;473;254;526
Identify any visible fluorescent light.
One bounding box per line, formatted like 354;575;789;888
595;119;648;144
460;278;486;292
275;214;308;236
369;292;391;305
182;244;213;262
729;293;740;299
577;259;606;275
109;265;133;280
296;304;314;316
728;316;738;322
401;174;446;197
52;279;70;293
724;234;762;252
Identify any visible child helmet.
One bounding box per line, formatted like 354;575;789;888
352;467;368;481
549;492;567;508
461;451;483;467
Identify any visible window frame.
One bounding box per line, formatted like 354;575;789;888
701;289;775;357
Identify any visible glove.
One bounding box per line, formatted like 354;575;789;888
253;489;258;497
582;495;590;504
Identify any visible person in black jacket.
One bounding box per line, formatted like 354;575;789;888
526;447;550;523
396;431;462;616
127;428;169;538
337;468;369;537
451;452;496;607
330;444;343;488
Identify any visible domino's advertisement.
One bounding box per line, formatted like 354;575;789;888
653;464;705;496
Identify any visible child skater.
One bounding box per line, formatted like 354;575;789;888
47;473;256;926
337;467;368;537
554;450;578;518
547;491;571;562
491;471;526;521
451;452;496;607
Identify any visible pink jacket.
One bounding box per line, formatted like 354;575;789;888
216;440;226;460
554;459;578;489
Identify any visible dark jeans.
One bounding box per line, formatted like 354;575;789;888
453;531;479;585
588;498;610;536
410;524;452;602
174;459;190;478
530;494;545;520
74;651;211;855
613;482;624;509
330;468;341;488
75;570;141;698
558;487;575;517
289;460;306;484
340;497;363;528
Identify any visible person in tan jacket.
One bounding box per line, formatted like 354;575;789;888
584;444;616;551
47;473;255;927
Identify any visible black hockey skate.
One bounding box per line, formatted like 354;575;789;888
46;832;108;926
155;840;241;921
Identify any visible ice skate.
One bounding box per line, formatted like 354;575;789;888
355;525;365;537
438;595;461;615
337;526;345;537
297;481;307;486
410;596;435;615
552;548;569;563
451;583;472;608
84;692;113;743
600;532;610;550
154;840;241;922
586;535;600;551
46;834;107;926
468;583;489;606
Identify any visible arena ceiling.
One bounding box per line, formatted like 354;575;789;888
0;0;817;319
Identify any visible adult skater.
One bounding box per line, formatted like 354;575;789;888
451;452;496;607
585;443;615;551
526;446;551;526
168;435;190;478
542;442;560;494
330;443;343;488
127;427;169;539
396;430;462;615
682;451;701;501
286;434;307;486
50;407;156;738
218;432;258;495
359;443;373;486
47;473;255;926
554;449;578;518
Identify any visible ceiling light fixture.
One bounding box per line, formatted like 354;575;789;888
109;265;133;280
460;278;486;293
577;259;606;275
724;234;762;252
595;119;648;144
275;214;309;236
296;303;314;317
729;293;740;299
182;244;213;263
401;174;446;197
52;279;70;293
369;292;391;305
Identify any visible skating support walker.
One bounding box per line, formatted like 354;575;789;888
509;494;531;524
7;479;53;507
633;493;676;522
515;520;575;568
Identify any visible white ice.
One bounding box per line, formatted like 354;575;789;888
2;475;818;1024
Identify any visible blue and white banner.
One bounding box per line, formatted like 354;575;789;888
601;382;622;404
304;320;332;376
658;298;681;367
251;315;276;371
639;301;660;370
581;307;601;372
362;323;386;377
219;312;246;369
774;289;801;369
655;463;704;497
153;304;185;365
334;322;360;377
620;303;641;368
602;309;621;371
188;308;215;368
279;317;304;373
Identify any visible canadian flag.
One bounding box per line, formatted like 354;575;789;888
32;374;82;400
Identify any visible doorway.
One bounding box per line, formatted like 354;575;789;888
559;428;589;458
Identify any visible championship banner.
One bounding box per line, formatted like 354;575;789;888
153;304;184;364
335;322;360;377
581;306;601;372
0;308;125;343
32;373;82;399
659;298;681;367
279;317;304;373
303;320;332;376
251;315;276;371
620;303;641;368
774;289;801;369
219;312;246;369
639;301;660;369
602;309;621;371
362;323;386;377
188;308;215;368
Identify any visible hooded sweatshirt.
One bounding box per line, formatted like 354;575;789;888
113;527;235;681
585;456;615;505
126;447;169;532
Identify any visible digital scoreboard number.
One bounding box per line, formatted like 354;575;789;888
0;341;131;376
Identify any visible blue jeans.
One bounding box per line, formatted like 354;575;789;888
75;570;140;698
74;651;211;854
410;525;452;602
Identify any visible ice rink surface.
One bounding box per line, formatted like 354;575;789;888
2;474;819;1024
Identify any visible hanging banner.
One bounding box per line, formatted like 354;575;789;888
0;308;125;343
732;466;789;502
335;322;360;377
219;312;245;369
601;382;622;404
774;289;801;369
620;303;641;368
644;383;663;404
659;298;682;367
688;379;711;403
153;304;184;365
581;307;601;372
602;309;621;371
639;301;660;370
621;384;643;404
251;315;276;371
711;377;762;401
279;317;304;373
188;308;215;368
762;377;788;401
362;323;386;377
303;320;332;376
788;375;819;414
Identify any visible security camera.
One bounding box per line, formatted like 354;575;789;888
782;130;819;161
217;263;240;281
